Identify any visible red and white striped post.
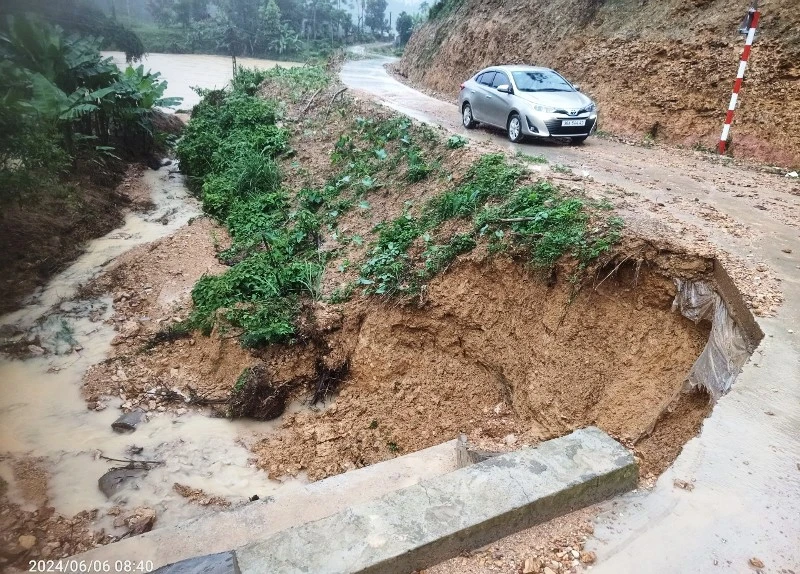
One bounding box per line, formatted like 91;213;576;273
719;7;761;155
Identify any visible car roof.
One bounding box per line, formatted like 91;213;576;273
478;65;553;75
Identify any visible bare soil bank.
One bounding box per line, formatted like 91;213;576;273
251;248;713;481
398;0;800;166
0;112;185;316
0;168;133;316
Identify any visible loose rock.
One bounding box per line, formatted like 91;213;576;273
126;507;156;535
112;409;146;433
18;535;37;550
98;468;148;498
523;557;542;573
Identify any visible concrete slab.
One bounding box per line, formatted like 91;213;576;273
68;439;458;569
236;427;636;574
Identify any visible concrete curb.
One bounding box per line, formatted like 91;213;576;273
68;440;457;569
236;427;636;574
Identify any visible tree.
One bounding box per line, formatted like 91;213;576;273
0;0;145;60
364;0;386;34
413;1;429;25
258;0;282;48
147;0;175;26
395;11;412;44
174;0;209;27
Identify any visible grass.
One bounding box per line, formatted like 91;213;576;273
178;68;623;348
177;70;445;345
446;135;468;149
515;151;548;164
176;69;323;346
356;153;621;297
551;163;573;174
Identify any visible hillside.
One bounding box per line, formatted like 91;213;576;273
397;0;800;166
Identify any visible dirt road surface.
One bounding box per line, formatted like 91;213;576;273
341;54;800;572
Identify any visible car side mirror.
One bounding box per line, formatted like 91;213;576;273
573;85;581;92
497;84;512;94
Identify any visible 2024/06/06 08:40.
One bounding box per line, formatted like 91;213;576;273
29;560;155;573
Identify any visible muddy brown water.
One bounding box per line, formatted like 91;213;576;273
103;52;303;110
0;165;306;532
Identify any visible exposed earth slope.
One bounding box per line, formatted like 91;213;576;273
398;0;800;166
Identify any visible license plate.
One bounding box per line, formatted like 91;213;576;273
562;119;586;127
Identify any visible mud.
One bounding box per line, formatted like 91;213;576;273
0;166;134;316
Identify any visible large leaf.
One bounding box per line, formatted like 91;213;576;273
27;72;70;119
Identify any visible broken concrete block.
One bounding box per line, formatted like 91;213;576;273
236;427;637;574
98;468;148;498
455;434;502;468
112;409;146;433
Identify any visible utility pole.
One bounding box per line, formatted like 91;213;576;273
718;1;760;155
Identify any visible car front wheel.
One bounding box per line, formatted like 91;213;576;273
507;113;524;143
462;103;476;129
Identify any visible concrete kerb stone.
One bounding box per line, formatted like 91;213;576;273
236;427;637;574
67;440;459;570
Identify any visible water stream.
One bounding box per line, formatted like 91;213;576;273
0;164;303;532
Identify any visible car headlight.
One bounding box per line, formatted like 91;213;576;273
585;102;597;113
532;103;557;113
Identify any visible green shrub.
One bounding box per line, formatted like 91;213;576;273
424;154;521;224
446;134;468;149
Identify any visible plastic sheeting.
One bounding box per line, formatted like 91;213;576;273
672;279;753;400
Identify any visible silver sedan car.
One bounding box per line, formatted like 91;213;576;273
458;65;598;144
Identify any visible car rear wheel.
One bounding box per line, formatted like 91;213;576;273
507;113;524;143
462;103;476;129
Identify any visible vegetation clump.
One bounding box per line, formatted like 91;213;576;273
178;69;623;348
356;153;621;297
177;67;449;346
0;14;179;202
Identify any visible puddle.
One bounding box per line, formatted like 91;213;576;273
0;164;303;533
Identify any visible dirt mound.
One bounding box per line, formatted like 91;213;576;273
82;217;252;411
398;0;800;166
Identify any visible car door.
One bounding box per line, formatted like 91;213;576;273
484;71;512;127
472;71;496;124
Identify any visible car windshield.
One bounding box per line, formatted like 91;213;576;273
511;70;573;92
